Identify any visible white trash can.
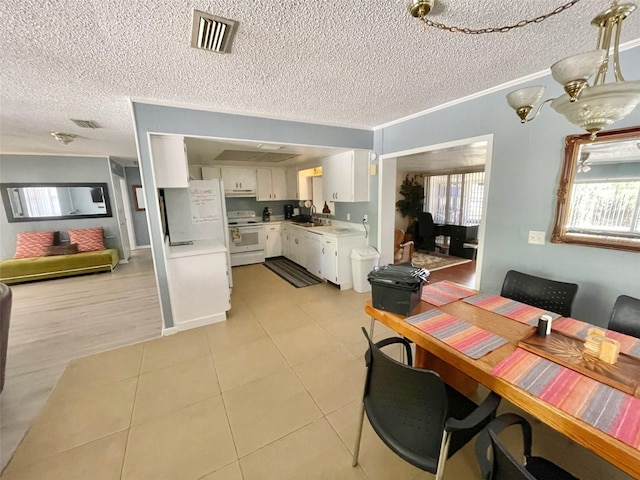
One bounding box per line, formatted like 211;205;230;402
351;246;380;293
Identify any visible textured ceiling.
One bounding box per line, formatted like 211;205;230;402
1;1;640;166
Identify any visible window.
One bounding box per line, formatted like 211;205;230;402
567;179;640;237
425;171;484;225
23;187;62;217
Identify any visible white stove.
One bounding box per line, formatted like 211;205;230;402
227;211;266;266
227;210;264;226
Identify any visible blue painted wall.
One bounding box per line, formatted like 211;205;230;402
124;167;151;247
0;154;123;259
131;103;374;328
376;46;640;325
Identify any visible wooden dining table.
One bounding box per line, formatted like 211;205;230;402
365;293;640;479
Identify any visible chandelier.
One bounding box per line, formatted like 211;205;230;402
505;2;640;139
408;1;640;140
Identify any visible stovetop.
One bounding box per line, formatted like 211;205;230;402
227;210;263;226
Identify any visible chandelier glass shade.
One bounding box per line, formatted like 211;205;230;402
506;1;640;139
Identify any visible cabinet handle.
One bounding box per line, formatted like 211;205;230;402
322;247;324;254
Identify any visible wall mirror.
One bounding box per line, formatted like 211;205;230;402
0;182;112;223
132;184;145;211
552;126;640;252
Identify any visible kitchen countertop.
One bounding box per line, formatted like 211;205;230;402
282;221;366;238
164;238;228;258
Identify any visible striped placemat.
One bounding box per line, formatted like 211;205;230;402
553;317;640;359
420;281;477;307
492;348;640;449
405;309;508;359
463;293;561;326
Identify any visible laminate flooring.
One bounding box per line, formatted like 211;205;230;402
0;250;162;469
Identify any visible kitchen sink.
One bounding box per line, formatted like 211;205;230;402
292;222;317;227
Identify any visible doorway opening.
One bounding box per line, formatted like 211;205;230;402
377;134;493;288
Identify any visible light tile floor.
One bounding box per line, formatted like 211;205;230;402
1;263;633;479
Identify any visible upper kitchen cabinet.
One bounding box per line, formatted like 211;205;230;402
256;168;287;201
150;135;189;188
322;150;370;202
201;166;221;180
221;167;257;197
286;167;300;200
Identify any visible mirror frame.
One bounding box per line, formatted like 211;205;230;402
0;182;113;223
551;126;640;252
132;184;145;211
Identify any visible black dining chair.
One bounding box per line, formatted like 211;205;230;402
475;413;580;480
500;270;578;317
352;328;501;480
608;294;640;339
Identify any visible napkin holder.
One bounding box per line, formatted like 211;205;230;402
584;328;620;364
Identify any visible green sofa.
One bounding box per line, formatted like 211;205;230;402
0;249;119;285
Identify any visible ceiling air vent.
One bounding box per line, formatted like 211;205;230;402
191;10;238;54
70;119;101;128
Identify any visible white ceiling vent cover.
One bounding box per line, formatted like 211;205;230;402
191;10;238;54
70;119;101;128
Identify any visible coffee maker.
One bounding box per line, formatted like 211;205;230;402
284;204;294;219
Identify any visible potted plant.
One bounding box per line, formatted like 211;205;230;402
395;174;425;239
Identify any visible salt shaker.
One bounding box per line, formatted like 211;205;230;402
537;314;553;336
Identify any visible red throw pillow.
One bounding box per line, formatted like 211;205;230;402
14;231;55;258
68;227;105;252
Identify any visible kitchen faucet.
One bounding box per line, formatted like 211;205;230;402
310;204;317;224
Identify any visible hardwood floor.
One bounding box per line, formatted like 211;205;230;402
0;250;162;469
427;258;477;287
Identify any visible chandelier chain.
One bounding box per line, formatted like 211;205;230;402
420;0;582;34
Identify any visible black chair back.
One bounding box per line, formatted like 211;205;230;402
355;328;500;478
500;270;578;317
609;295;640;339
364;331;449;470
476;414;580;480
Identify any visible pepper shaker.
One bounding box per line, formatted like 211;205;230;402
537;314;553;336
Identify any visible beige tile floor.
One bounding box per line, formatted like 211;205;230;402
1;263;634;479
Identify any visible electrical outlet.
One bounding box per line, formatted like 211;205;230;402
347;213;351;221
363;214;368;223
528;230;545;245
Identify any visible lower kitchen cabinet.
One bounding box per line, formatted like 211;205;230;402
265;223;282;258
306;231;323;277
321;236;338;284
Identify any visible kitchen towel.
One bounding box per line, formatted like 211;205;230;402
464;293;561;326
420;281;477;307
405;309;508;359
492;348;640;450
230;227;242;243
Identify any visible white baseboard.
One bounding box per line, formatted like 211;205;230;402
162;312;227;336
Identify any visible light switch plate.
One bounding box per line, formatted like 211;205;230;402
528;230;545;245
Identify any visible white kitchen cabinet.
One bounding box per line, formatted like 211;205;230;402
306;231;323;277
257;168;287;201
265;223;282;258
286;167;299;200
322;233;367;289
201;166;221;180
321;236;338;285
164;240;230;330
322;150;370;202
150;135;190;188
221;167;257;196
